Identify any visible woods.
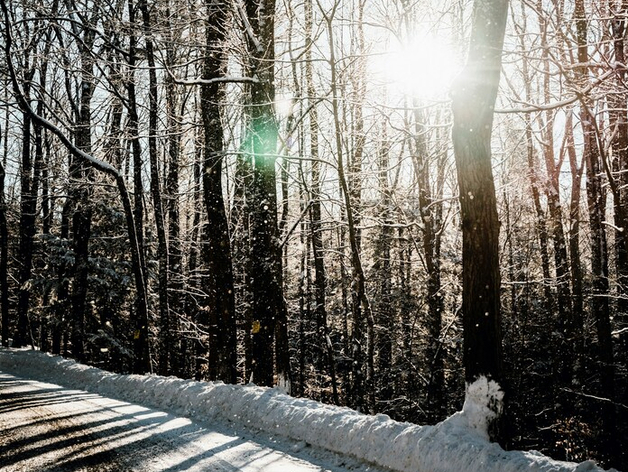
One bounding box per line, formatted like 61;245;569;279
0;0;626;469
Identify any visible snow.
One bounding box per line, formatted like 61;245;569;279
0;348;620;472
457;376;504;441
0;372;339;471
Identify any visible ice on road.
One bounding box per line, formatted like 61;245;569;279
0;372;370;472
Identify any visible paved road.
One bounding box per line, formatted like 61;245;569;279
0;372;366;472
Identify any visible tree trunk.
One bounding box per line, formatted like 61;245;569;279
139;0;170;376
609;0;628;375
350;0;373;411
305;0;338;404
609;3;628;466
323;1;373;411
574;0;617;462
373;126;394;413
33;97;47;349
184;136;203;379
515;4;553;313
232;150;253;382
164;5;183;376
69;19;98;362
565;111;585;380
127;0;146;279
410;105;446;423
451;0;508;443
14;35;37;348
241;0;287;388
198;0;237;384
15;85;35;349
0;111;8;347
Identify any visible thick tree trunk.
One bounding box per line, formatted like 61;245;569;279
66;17;98;362
15;104;35;349
198;0;237;384
14;44;37;348
451;0;508;443
241;0;287;388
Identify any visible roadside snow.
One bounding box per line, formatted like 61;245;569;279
0;372;347;471
0;349;618;472
459;376;504;441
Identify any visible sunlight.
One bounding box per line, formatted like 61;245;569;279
380;33;461;100
275;94;295;119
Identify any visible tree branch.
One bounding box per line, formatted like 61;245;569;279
497;69;616;114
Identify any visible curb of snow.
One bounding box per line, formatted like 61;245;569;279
0;349;618;472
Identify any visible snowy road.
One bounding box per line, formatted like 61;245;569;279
0;372;372;472
0;350;614;472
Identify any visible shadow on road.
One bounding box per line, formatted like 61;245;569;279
0;372;352;472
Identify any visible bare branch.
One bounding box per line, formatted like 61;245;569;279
497;69;616;114
172;76;260;86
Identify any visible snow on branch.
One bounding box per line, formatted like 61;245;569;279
172;76;260;86
497;69;616;114
233;0;263;53
0;0;118;178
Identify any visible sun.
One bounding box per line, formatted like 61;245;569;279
379;33;461;100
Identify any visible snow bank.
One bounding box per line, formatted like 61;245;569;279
459;376;504;440
0;349;618;472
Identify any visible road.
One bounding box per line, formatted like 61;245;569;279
0;372;370;472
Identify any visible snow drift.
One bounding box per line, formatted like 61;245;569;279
0;348;618;472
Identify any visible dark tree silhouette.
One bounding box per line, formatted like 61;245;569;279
451;0;509;443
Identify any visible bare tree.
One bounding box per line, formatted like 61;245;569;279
197;0;237;383
241;0;287;388
451;0;508;443
1;0;151;373
574;0;617;461
0;104;8;347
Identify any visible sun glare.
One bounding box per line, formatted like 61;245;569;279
275;94;295;119
380;34;461;100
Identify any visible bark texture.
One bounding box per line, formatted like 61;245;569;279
451;0;509;443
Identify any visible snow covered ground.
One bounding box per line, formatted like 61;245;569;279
0;349;620;472
1;372;358;471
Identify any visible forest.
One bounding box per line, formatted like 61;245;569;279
0;0;626;469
